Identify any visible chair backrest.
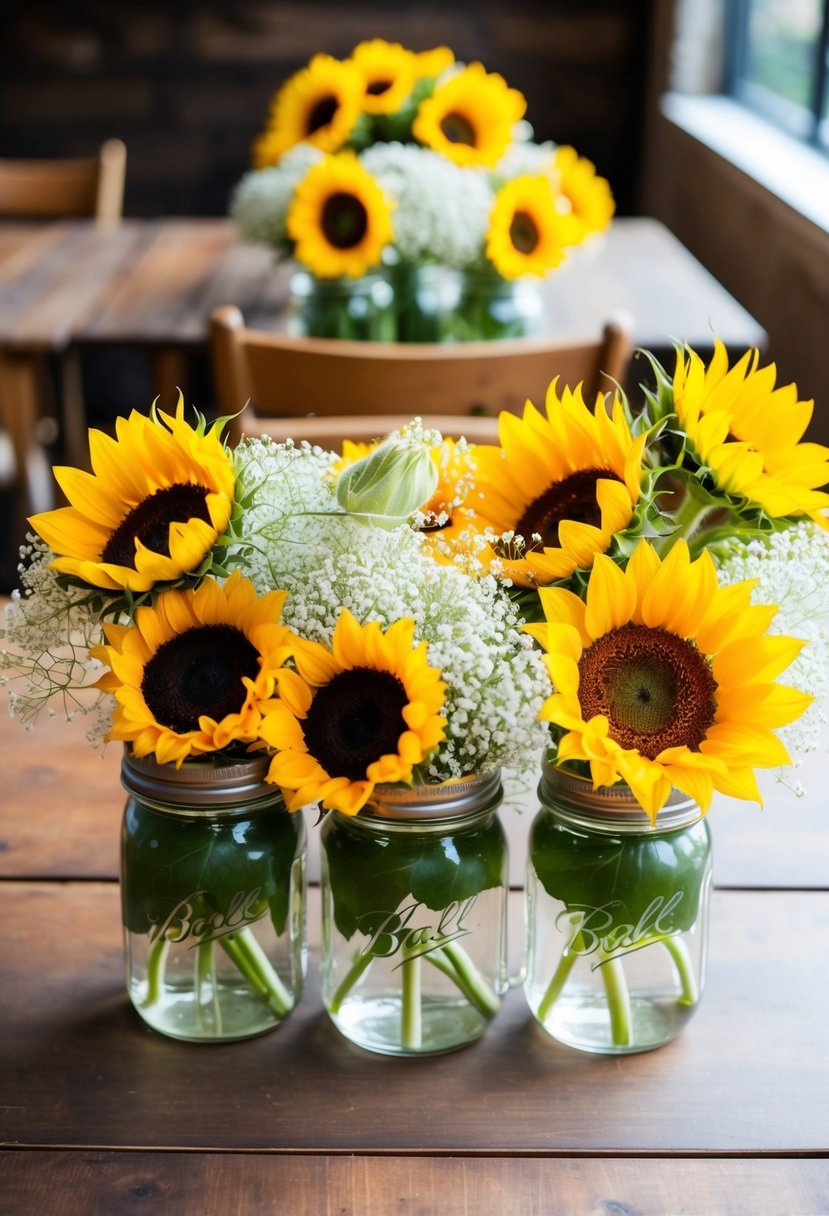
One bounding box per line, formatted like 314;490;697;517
210;305;633;449
0;139;126;222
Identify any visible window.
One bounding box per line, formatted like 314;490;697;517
726;0;829;147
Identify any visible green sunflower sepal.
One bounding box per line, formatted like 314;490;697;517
335;432;438;528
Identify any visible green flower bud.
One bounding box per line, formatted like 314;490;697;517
336;433;438;529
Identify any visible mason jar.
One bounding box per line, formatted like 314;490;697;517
524;761;712;1054
382;254;461;343
287;268;396;341
447;267;546;341
120;750;307;1042
320;771;508;1056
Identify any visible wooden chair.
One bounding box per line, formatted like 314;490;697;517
0;139;126;223
209;305;633;450
0;140;127;533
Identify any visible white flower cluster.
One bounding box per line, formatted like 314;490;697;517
232;435;341;589
359;142;491;268
0;537;114;746
232;439;551;779
229;143;323;248
495;138;557;181
716;520;829;759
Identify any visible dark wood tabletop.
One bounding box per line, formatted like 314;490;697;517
1;675;827;1214
0;215;767;359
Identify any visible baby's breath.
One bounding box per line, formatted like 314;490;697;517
0;537;115;732
496;139;557;181
230;143;323;249
360;142;491;268
717;520;829;758
231;443;551;779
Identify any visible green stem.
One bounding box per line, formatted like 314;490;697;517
599;955;633;1047
219;926;293;1018
328;948;374;1015
662;935;699;1006
537;931;583;1024
427;943;501;1018
143;937;170;1008
196;940;222;1035
401;946;422;1051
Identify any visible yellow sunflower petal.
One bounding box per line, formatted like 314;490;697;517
585;553;635;638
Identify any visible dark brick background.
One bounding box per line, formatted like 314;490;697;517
0;0;654;218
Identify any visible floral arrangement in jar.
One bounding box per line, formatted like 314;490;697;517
230;39;614;341
0;408;550;1054
420;338;827;1053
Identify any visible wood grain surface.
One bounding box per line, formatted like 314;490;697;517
0;217;766;360
1;1152;828;1216
0;222;147;352
2;883;827;1156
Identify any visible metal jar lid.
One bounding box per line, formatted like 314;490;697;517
538;757;702;834
364;768;503;822
121;747;276;810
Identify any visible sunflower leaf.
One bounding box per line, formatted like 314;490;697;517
322;810;506;947
122;797;304;940
529;809;710;938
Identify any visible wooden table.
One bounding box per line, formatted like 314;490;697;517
1;690;827;1214
0;216;766;513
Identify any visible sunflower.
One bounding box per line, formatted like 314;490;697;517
412;62;526;168
90;572;310;768
29;400;235;594
259;610;447;815
671;339;829;523
471;381;646;586
527;539;813;821
554;145;615;242
252;54;362;168
485;175;573;280
350;39;417;115
286;152;395;278
414;46;455;80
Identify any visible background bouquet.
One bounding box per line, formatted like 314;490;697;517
230;39;614;341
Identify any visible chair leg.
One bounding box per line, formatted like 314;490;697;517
0;351;55;531
60;348;90;471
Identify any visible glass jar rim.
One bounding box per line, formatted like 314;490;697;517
539;758;703;834
360;768;502;823
121;747;280;810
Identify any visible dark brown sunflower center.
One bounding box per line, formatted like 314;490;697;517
514;468;620;548
141;625;260;734
510;210;540;255
306;94;339;134
301;666;408;782
100;483;212;569
321;192;369;249
440;111;476;146
578;623;718;760
366;79;393;96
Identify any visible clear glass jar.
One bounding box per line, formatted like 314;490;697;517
524;762;712;1054
287;268;396;341
320;771;508;1056
447;267;546;341
383;254;461;343
120;750;306;1042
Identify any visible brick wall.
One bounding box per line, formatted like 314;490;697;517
0;0;654;217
